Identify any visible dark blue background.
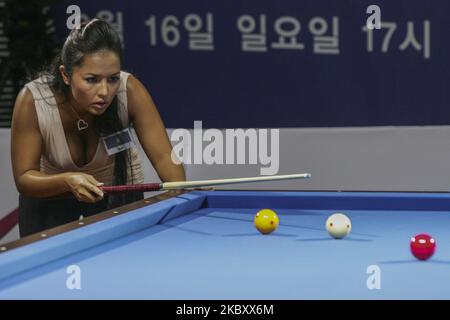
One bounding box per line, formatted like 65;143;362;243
52;0;450;128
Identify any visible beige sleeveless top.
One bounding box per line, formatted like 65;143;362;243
24;71;144;186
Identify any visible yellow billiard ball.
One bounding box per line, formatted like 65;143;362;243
254;209;279;234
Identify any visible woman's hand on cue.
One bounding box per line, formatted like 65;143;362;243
63;173;104;203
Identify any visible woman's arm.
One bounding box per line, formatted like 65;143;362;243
10;87;104;202
126;75;186;182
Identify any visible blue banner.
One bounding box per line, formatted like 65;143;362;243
51;0;450;128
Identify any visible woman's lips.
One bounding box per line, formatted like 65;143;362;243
92;102;108;109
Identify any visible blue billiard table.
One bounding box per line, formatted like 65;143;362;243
1;190;450;299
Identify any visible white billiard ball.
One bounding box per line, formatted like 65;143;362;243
326;213;352;239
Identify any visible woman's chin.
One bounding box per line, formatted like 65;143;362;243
89;104;109;115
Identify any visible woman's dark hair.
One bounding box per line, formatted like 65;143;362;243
44;19;136;208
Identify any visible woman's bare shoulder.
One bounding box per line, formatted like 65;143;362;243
12;86;39;127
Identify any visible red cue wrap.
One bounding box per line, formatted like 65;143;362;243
100;183;162;193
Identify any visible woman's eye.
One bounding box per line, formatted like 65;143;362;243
85;76;119;84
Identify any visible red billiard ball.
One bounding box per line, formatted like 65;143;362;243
410;234;436;261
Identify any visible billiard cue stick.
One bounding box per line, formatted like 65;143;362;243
99;173;312;194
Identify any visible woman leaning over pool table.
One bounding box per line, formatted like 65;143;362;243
10;19;185;237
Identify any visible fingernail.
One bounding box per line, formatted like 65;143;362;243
97;183;104;186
